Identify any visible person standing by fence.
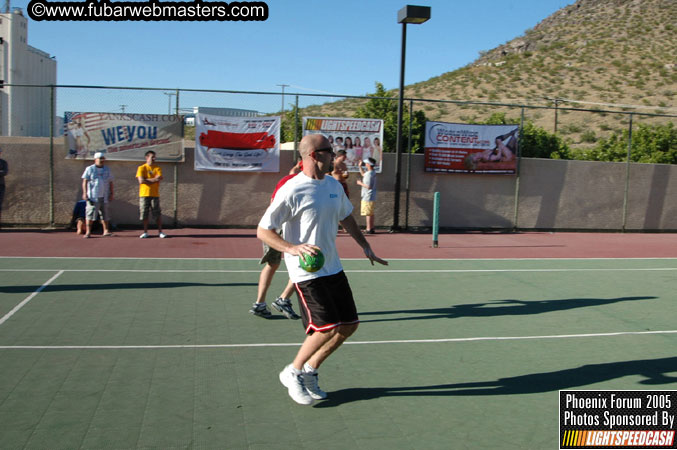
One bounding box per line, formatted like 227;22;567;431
81;152;114;238
136;150;166;239
357;157;377;234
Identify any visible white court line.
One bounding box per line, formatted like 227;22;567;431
0;270;64;326
1;329;676;350
0;268;676;273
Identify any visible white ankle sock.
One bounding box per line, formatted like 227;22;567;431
303;363;316;374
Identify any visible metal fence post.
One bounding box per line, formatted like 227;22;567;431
49;85;55;228
513;107;525;230
621;113;634;232
432;192;440;247
294;95;299;154
173;89;180;227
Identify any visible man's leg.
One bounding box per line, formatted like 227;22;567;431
280;328;341;405
76;219;85;234
250;262;277;317
140;198;149;236
101;202;111;235
366;215;374;232
304;323;358;369
280;279;296;300
280;323;358;404
153;198;165;237
85;219;93;237
291;329;339;371
256;263;279;304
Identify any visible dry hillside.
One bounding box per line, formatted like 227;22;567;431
302;0;676;149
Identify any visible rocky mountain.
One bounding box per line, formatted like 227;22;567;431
303;0;676;149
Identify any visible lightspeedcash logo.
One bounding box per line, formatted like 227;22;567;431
27;0;269;22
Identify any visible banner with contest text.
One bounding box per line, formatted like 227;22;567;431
424;121;519;175
64;112;184;162
303;117;384;173
195;114;280;172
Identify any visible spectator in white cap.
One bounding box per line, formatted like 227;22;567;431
356;157;378;234
81;151;114;238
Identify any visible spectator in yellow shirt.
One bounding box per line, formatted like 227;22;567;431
136;150;166;238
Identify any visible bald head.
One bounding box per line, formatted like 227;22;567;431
299;134;331;158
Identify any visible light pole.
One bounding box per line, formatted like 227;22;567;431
392;5;430;231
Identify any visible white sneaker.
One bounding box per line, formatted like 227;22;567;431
139;232;149;239
279;364;314;405
302;366;327;400
159;232;167;238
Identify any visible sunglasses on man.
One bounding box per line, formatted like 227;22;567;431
314;147;334;155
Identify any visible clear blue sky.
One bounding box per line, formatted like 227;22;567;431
13;0;575;114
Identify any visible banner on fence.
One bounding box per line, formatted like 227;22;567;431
424;121;519;174
64;112;184;162
303;117;384;173
194;114;280;172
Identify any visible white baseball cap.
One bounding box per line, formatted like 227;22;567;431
94;152;105;159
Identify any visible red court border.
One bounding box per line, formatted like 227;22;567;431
1;229;676;259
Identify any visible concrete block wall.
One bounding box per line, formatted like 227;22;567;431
1;137;675;231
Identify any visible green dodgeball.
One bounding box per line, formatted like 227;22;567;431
299;250;325;272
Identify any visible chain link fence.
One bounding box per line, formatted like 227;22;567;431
0;84;675;230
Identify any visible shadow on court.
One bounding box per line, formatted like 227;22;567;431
0;282;257;293
359;296;656;323
315;356;677;407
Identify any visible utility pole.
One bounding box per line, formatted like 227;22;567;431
277;84;289;114
163;92;176;114
544;97;561;134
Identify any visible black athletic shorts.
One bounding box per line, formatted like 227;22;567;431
294;271;358;335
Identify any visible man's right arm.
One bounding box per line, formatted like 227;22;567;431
137;167;156;185
82;178;88;201
257;226;319;258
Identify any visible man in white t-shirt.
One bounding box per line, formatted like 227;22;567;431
81;152;114;238
258;134;388;406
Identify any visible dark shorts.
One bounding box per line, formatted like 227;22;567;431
294;271;358;335
139;196;161;220
340;181;349;198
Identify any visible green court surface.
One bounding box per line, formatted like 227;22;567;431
1;257;676;449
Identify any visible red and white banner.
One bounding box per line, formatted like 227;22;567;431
424;121;519;174
64;112;184;162
303;117;384;173
195;114;280;172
